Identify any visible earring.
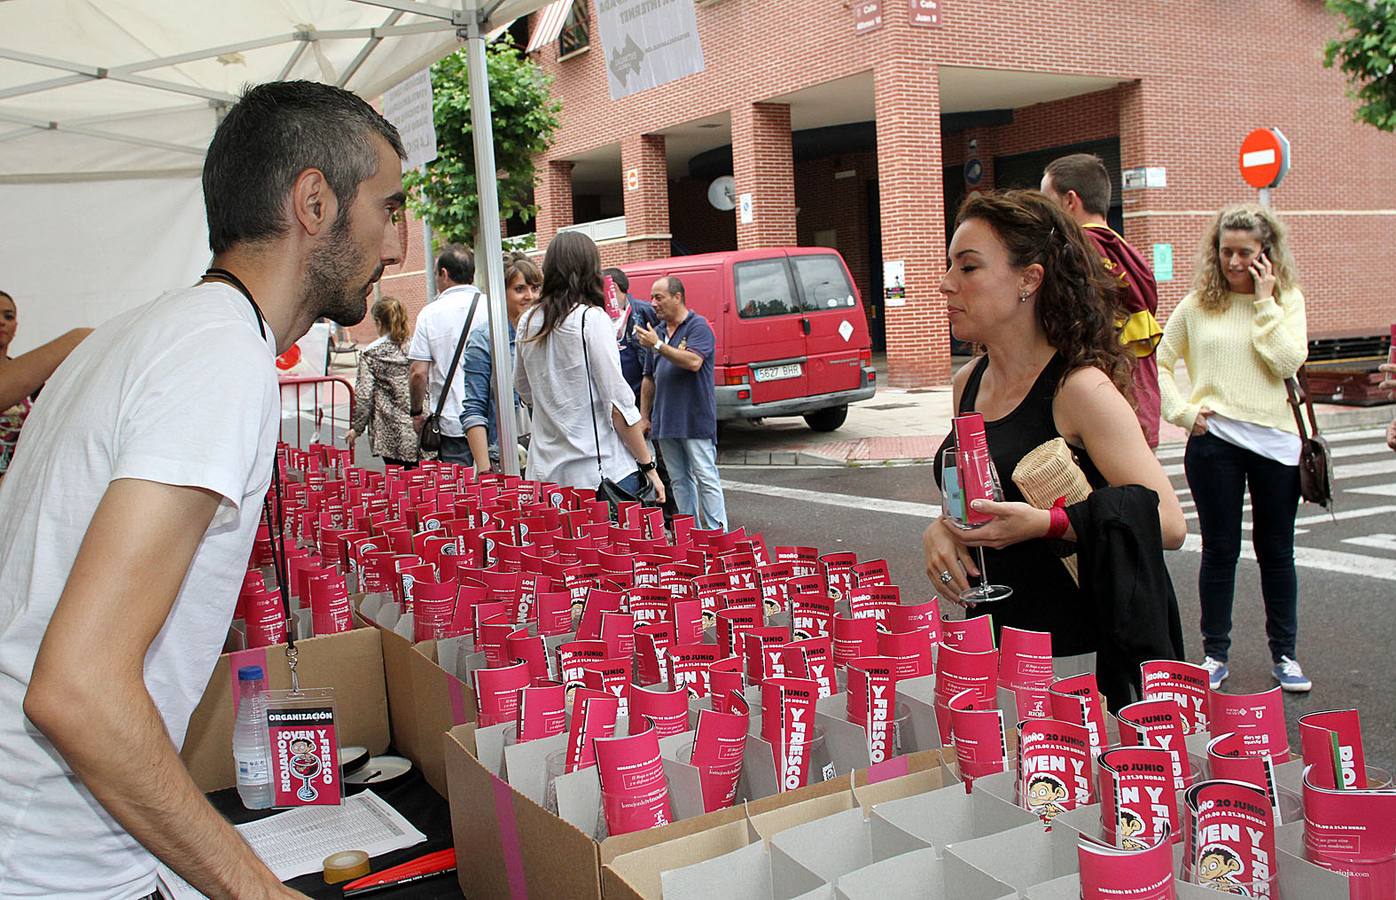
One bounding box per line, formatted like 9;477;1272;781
1019;291;1029;303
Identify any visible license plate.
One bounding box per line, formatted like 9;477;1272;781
754;363;802;383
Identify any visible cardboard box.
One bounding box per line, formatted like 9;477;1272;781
356;593;478;797
944;820;1077;893
180;625;390;792
867;778;1039;860
448;722;852;900
604;753;953;900
406;639;477;796
835;847;1016;900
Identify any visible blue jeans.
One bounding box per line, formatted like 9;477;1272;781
658;437;727;531
438;434;473;466
1183;432;1301;663
614;469;645;496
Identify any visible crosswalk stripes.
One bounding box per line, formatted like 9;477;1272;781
1164;429;1396;576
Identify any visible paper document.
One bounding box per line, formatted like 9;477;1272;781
156;790;425;894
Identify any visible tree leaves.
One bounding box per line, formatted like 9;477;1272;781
402;35;563;246
1325;0;1396;132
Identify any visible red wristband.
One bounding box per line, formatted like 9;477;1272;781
1045;498;1070;540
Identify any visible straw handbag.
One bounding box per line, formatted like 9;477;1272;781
1011;438;1094;585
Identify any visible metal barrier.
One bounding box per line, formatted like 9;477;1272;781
278;375;355;463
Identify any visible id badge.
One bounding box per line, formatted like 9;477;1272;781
264;687;343;807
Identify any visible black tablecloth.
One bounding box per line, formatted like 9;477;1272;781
209;751;460;899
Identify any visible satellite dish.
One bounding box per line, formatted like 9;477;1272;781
707;175;736;211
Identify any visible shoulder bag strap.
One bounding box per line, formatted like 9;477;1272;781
1299;366;1320;436
578;306;606;479
1284;369;1317;441
432;291;483;422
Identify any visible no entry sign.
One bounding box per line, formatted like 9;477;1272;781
1239;127;1290;189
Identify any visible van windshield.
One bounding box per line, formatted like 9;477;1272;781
791;255;856;312
734;258;799;319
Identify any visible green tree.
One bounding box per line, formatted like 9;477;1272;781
1325;0;1396;131
404;36;562;245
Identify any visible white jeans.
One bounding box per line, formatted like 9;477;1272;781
658;437;727;531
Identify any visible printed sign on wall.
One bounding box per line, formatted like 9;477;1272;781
596;0;705;101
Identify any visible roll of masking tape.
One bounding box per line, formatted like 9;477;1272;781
323;849;371;884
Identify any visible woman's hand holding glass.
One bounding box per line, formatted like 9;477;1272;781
955;498;1054;549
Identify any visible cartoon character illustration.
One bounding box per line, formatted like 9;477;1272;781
762;594;783;618
1117;808;1147;850
288;737;322;802
1196;845;1250;895
1024;773;1070;823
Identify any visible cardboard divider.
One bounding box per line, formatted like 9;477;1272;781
356;593;478;797
834;847;1017;900
768;806;872;897
181;625;389;792
943;821;1073;894
449;722;851;900
650;834;772;900
866;779;1039;861
605;752;957;900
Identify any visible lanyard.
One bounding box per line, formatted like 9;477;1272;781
204;268;301;685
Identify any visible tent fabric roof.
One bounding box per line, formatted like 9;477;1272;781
0;0;543;182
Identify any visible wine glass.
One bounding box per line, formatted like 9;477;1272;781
940;448;1014;605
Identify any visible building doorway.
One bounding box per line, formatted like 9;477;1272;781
866;179;885;351
992;137;1124;233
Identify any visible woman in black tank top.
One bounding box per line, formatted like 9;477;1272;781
924;192;1186;659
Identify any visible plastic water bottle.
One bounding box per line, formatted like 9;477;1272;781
233;665;273;809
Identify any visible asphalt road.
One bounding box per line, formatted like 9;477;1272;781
719;424;1396;774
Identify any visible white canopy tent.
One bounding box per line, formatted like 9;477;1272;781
0;0;543;470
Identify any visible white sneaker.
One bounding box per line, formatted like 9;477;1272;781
1201;656;1229;690
1273;656;1312;693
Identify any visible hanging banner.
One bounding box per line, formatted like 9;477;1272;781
596;0;706;101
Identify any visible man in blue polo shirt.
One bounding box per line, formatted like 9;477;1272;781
637;275;728;531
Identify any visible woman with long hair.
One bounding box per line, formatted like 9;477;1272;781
515;232;664;501
922;191;1185;688
345;296;418;467
1159;204;1310;692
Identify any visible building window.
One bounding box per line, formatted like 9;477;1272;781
559;3;589;57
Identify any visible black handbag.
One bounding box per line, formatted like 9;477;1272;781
1285;368;1334;509
418;292;482;456
579;307;646;518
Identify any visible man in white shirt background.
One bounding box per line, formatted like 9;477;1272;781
409;245;488;464
0;80;405;899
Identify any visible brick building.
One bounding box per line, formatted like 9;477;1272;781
377;0;1396;388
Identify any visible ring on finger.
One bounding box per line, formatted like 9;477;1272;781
938;569;953;585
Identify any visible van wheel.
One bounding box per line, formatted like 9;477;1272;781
803;405;848;432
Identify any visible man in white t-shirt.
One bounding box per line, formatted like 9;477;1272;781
0;81;405;899
408;244;488;465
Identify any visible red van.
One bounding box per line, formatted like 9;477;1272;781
621;248;876;431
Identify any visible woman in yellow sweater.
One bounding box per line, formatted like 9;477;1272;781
1158;204;1310;693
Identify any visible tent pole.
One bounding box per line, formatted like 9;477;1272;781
465;2;519;475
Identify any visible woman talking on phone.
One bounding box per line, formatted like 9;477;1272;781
1158;204;1310;693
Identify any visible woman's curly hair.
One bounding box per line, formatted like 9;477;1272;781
956;190;1134;403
